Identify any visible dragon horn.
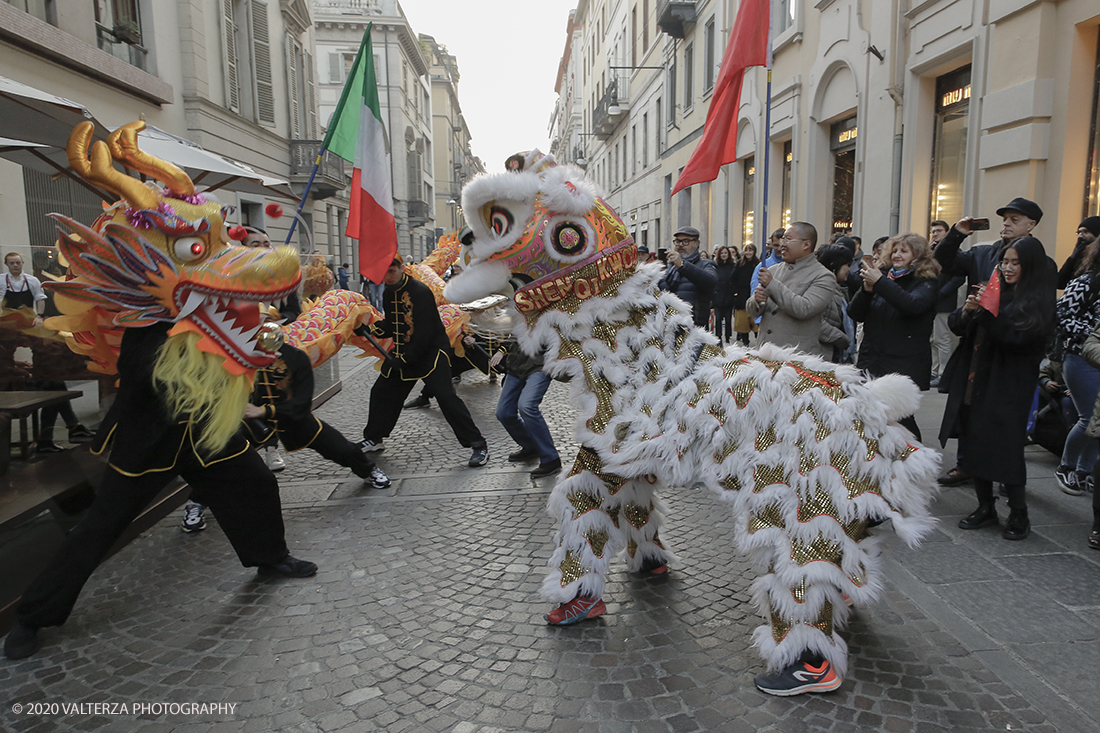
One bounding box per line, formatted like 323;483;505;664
67;121;158;210
107;121;196;197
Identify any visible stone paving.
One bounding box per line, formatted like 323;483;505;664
2;349;1099;732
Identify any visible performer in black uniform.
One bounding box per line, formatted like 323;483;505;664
358;255;489;467
4;322;317;660
181;341;391;532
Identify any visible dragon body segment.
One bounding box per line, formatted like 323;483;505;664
443;150;941;677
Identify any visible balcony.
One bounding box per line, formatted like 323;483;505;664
407;199;431;227
657;0;697;39
593;79;624;139
289;141;347;200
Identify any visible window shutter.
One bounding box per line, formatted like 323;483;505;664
286;36;300;138
251;0;275;126
222;0;239;113
328;52;342;84
305;50;318;138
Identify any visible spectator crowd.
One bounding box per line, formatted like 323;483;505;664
657;203;1100;552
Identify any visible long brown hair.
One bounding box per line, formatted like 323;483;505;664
875;233;940;278
714;245;736;264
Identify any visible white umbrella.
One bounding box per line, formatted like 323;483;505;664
0;126;298;201
0;75;110;147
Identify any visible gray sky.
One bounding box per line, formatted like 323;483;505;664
400;0;579;174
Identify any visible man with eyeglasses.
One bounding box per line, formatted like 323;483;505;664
658;226;717;327
746;222;835;357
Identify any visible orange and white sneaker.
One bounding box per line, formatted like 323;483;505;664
754;656;842;696
545;596;607;625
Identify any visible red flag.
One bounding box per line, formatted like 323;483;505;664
979;268;1001;316
670;0;770;196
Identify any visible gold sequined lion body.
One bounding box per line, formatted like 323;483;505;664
443;150;941;678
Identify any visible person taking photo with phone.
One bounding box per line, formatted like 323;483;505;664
931;198;1056;487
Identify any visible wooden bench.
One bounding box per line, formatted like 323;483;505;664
0;447;188;632
0;390;83;463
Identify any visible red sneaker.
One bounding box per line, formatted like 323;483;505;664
545;596;607;625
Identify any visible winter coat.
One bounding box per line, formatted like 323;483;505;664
819;281;852;361
746;254;836;358
658;249;717;327
733;256;758;310
1080;321;1100;438
938;292;1053;485
711;259;738;309
847;270;938;390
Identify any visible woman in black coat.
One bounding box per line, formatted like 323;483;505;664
938;236;1056;541
848;233;939;439
733;244;759;345
710;246;738;344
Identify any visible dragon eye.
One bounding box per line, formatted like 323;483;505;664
488;206;514;238
174;236;207;262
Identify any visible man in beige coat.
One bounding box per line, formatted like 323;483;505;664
746;222;835;358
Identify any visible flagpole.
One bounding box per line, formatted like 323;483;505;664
283;24;372;248
760;3;774;245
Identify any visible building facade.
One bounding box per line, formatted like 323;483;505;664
553;0;1100;262
421;33;483;235
315;0;436;264
0;0;346;269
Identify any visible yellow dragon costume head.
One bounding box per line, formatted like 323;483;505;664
47;120;301;454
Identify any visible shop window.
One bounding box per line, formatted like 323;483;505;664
1085;44;1100;217
930;65;971;226
742;155;755;248
781;140;793;229
829;117;857;236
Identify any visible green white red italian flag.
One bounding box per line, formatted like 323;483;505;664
322;24;396;285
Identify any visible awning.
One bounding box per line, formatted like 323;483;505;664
0;125;298;201
0;75;110;147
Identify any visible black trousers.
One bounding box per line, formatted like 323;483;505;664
713;307;734;343
298;420;374;477
363;358;485;448
17;447;288;629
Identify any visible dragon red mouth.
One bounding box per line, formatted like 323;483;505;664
175;283;298;368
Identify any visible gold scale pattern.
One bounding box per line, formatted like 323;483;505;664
790;534;867;587
754;464;791;492
557;336;616;434
770;601;835;643
624;502;653;529
559;550;586;586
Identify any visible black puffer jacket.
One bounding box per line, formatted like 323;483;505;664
658;249;717;326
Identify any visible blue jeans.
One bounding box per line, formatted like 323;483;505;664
1061;353;1100;474
496;371;558;463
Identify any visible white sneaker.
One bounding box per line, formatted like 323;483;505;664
369;466;391;489
181;501;206;533
264;446;286;471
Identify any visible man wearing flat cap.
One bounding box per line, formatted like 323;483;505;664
933;196;1056;487
659;225;717;327
1057;216;1100;289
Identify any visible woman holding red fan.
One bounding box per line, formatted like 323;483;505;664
938;237;1056;540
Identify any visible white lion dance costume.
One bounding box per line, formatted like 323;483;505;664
443;151;940;693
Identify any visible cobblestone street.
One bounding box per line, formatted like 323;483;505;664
2;349;1099;732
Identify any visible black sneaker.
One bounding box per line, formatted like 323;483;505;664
754;656;842;696
35;441;64;454
1056;465;1083;495
67;424;96;442
3;620;40;660
369;466;391;489
258;555;318;578
180;501;206;533
358;439;384;453
468;446;489;467
403;394;431;409
530;458;562;478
